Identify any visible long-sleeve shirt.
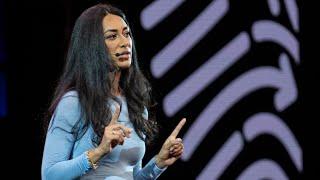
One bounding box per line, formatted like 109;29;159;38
41;91;166;180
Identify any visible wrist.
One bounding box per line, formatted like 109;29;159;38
155;154;166;169
86;150;99;169
94;147;105;157
88;148;104;163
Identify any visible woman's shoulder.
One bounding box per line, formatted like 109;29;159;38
50;91;81;132
62;90;79;99
56;91;80;109
55;90;81;119
49;91;82;131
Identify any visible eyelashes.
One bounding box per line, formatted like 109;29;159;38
104;32;131;40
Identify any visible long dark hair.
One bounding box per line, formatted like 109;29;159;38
45;3;158;145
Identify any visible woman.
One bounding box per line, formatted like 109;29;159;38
41;3;186;180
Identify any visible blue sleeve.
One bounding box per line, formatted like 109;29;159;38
41;94;91;180
133;107;167;179
133;156;167;180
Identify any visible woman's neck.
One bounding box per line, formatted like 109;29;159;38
112;71;121;96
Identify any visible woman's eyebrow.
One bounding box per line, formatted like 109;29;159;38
104;29;118;34
104;27;129;34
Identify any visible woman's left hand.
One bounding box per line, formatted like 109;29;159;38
156;118;186;168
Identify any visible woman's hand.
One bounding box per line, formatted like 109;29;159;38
95;106;132;156
156;118;186;168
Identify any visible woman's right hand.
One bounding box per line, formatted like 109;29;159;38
95;105;132;155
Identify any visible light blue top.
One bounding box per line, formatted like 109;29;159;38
42;91;166;180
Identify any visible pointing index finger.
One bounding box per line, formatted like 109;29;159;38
170;118;186;138
110;105;121;125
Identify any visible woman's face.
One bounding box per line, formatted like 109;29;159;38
102;14;132;69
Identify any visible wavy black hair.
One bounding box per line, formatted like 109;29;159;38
45;3;158;145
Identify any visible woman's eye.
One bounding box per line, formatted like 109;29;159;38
105;34;117;40
124;32;130;37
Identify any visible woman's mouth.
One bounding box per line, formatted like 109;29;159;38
116;51;131;61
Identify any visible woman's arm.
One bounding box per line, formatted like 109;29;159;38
41;94;91;180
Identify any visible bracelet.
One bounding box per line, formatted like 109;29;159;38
85;151;98;170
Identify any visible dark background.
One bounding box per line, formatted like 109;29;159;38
0;0;316;179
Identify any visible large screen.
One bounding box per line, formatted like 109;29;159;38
136;0;302;179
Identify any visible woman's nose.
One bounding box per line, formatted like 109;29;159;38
119;35;130;48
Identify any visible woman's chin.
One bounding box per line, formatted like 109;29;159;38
118;64;131;69
117;61;131;69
